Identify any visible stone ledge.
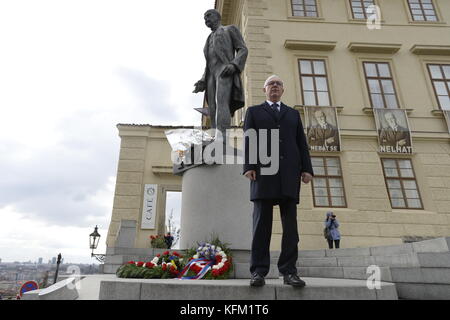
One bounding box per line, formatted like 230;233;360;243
99;277;397;300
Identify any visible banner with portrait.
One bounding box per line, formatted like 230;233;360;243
305;106;341;152
444;110;450;134
374;108;412;154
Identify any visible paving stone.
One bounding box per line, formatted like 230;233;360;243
343;266;392;282
325;247;371;257
417;252;450;267
97;276;396;300
396;283;450;300
140;279;276;300
374;254;420;267
370;243;413;256
336;256;376;267
99;279;141;300
412;237;450;253
298;266;344;279
298;257;338;267
298;250;326;258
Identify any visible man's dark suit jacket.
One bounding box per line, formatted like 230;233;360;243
243;102;314;204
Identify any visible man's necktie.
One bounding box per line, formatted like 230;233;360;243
271;104;280;120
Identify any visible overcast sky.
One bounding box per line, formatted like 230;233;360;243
0;0;215;264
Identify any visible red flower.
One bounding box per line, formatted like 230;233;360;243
215;255;222;263
163;251;169;256
169;265;177;275
172;251;180;257
191;264;201;274
144;262;155;269
136;261;144;267
156;254;161;257
162;264;167;271
127;261;135;265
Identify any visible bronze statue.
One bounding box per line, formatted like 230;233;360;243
193;9;248;138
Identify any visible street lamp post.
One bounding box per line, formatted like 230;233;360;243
89;226;105;263
53;253;62;284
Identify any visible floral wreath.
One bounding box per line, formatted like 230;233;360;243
177;242;232;279
116;240;233;280
116;250;184;279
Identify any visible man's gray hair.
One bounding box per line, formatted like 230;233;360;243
263;75;284;88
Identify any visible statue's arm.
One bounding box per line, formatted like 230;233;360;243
228;25;248;73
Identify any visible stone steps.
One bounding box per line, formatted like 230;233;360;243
297;266;393;282
99;276;398;300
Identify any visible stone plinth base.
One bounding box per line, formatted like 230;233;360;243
179;163;252;250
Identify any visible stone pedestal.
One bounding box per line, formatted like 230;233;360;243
179;163;252;250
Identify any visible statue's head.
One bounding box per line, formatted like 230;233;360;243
204;9;221;30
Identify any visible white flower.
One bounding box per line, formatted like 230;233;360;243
193;254;198;259
216;247;222;252
179;258;183;263
221;258;227;263
212;265;219;270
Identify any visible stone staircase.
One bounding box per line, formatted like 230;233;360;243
100;237;450;299
277;237;450;299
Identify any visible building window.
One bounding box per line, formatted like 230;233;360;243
291;0;318;17
381;158;423;209
350;0;375;19
363;62;399;108
298;59;331;106
427;64;450;110
311;156;346;207
407;0;438;22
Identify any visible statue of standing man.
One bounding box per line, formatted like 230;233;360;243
193;9;248;139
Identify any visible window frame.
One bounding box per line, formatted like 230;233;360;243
426;63;450;110
291;0;319;18
381;158;423;210
362;61;401;109
298;58;333;107
403;0;443;24
311;156;347;208
406;0;439;22
349;0;376;20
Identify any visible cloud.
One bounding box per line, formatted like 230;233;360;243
0;205;108;264
115;67;178;123
0;0;216;263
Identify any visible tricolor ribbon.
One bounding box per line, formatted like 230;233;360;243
177;258;215;280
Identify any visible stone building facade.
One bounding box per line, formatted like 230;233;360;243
106;0;450;251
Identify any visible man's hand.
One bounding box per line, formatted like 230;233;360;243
193;80;206;93
301;172;313;184
244;170;256;181
221;64;236;77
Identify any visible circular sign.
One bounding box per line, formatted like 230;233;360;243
147;187;155;196
19;280;39;297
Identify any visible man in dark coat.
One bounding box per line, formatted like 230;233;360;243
243;75;314;287
193;9;248;137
